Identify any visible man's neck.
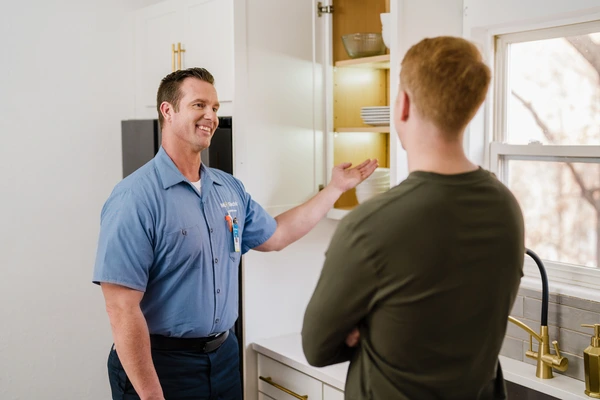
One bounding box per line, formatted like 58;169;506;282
405;128;478;175
162;141;203;182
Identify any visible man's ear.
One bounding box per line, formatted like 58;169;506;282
159;101;174;124
399;90;410;122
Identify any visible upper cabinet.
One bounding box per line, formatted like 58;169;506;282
320;0;396;220
133;0;234;119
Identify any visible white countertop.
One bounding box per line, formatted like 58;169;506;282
252;333;589;399
252;333;348;391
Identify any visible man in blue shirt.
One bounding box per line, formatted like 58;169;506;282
93;67;377;400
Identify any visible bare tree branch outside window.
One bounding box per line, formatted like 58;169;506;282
505;33;600;268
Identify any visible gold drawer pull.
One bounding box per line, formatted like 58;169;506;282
259;376;308;399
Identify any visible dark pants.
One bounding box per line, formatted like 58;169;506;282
107;331;242;400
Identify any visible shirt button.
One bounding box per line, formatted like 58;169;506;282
210;228;214;233
182;229;187;236
215;318;220;324
217;289;221;294
215;258;218;264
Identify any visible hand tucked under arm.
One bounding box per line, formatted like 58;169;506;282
345;327;360;347
102;283;164;400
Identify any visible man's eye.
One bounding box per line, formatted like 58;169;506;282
213;108;218;112
195;103;205;108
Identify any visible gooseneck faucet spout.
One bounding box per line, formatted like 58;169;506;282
526;249;549;326
507;249;568;379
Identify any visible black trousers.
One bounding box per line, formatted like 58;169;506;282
107;330;242;400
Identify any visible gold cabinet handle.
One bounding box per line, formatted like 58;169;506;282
259;376;308;400
172;43;178;72
177;42;185;70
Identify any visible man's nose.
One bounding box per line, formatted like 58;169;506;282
204;109;217;123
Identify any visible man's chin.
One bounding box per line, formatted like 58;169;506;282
195;139;212;152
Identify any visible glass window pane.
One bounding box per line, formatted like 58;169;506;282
507;33;600;145
506;159;600;268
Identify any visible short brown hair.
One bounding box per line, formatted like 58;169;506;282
156;67;215;128
400;36;491;134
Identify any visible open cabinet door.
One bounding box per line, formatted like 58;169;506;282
233;1;330;399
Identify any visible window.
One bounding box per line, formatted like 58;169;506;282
491;21;600;288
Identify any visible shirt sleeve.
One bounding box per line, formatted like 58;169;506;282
301;216;381;367
240;188;277;254
92;189;154;291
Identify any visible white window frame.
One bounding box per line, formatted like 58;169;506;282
490;20;600;297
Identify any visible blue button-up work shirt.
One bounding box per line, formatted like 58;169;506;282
93;147;276;338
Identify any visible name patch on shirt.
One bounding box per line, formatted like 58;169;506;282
220;201;239;208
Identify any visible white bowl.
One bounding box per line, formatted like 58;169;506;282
356;186;389;194
356;189;388;196
357;183;389;190
361;176;390;185
356;191;383;204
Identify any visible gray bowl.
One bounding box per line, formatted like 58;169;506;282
341;33;386;58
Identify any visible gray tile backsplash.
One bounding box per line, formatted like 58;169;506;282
511;295;524;318
523;298;600;334
502;288;600;382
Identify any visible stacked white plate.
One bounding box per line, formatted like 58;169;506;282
361;106;390;126
356;168;390;204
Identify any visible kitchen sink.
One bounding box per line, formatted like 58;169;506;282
506;381;560;399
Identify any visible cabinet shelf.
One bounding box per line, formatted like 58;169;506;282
334;54;390;69
336;126;390;133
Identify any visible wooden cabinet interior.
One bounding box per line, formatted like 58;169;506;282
332;0;391;210
332;0;390;63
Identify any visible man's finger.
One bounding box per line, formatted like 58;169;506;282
353;159;371;170
337;162;353;170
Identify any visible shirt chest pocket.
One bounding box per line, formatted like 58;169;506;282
160;224;203;271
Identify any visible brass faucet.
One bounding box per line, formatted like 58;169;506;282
507;249;568;379
508;316;568;378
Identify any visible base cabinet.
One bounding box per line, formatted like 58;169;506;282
257;354;323;400
323;384;344;400
258;392;276;400
256;353;346;400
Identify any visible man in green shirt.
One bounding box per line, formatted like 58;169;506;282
302;36;524;400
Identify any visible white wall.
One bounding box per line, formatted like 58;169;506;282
0;1;142;399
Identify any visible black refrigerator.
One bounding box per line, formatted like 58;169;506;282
120;116;244;386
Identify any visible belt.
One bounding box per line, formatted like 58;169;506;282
150;330;229;353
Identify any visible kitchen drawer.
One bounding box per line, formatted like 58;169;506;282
259;392;277;400
323;384;344;400
258;354;323;400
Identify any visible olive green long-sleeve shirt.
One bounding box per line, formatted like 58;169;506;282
302;168;524;400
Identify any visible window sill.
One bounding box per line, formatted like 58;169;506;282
521;260;600;302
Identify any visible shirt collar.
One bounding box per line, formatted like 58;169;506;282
155;147;223;190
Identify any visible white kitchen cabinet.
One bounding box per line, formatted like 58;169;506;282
182;0;233;106
133;0;233;119
258;392;276;400
257;354;323;400
319;0;402;220
323;384;344;400
133;0;182;119
236;1;402;400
